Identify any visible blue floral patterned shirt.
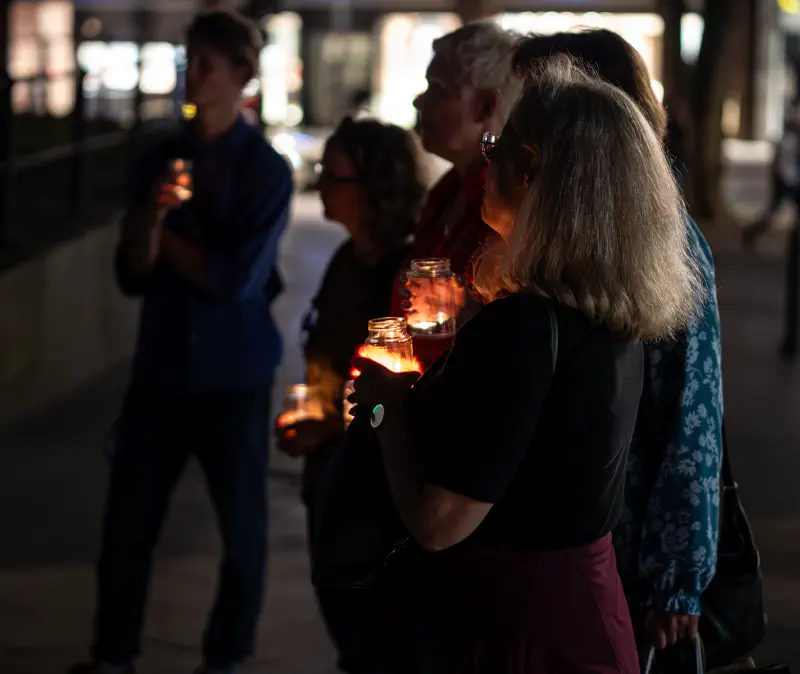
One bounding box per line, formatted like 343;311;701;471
614;217;724;616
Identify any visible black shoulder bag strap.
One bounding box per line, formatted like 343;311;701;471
544;301;559;374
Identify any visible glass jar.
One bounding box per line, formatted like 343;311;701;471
357;317;417;373
168;158;193;202
405;258;457;337
405;258;457;368
277;384;325;428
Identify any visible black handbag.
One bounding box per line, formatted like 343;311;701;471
655;426;768;672
695;426;768;668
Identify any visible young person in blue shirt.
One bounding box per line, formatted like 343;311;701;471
68;10;292;674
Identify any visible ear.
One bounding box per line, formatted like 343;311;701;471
472;88;501;125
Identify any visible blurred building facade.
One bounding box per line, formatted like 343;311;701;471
262;0;799;144
1;0;798;148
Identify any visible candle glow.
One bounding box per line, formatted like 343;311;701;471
350;344;422;379
278;384;325;429
168;159;193;202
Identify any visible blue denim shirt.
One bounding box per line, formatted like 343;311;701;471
614;216;724;616
116;118;292;393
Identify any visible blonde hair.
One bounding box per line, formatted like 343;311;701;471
473;57;701;341
433;22;522;120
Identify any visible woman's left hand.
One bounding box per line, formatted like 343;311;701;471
350;356;419;414
646;610;699;649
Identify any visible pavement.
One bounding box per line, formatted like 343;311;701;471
2;178;800;673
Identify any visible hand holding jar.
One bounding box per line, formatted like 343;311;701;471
274;384;337;458
165;158;194;203
348;318;421;425
148;159;193;220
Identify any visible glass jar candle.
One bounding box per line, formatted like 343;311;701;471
405;258;457;367
277;384;325;430
169;158;193;202
355;317;419;374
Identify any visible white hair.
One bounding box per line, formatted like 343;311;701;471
433;22;522;120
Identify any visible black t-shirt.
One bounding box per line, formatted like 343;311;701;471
301;239;410;502
303;239;410;414
411;292;643;550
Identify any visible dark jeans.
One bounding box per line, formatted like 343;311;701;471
93;385;271;666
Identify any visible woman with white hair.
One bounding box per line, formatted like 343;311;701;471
391;21;522;368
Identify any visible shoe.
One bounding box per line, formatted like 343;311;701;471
66;663;134;674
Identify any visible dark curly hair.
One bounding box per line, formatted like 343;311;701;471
326;117;426;248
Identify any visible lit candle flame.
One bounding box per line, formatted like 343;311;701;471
350;344;422;379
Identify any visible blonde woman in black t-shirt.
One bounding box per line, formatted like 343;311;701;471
351;58;702;674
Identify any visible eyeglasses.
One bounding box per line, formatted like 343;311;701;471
314;162;360;185
481;132;499;161
480;132;540;165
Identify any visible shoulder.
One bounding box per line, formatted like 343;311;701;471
684;215;715;275
240;126;293;187
380;242;412;275
327;240;356;271
462;293;554;349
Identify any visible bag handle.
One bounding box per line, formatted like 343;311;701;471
544;302;559;374
644;635;704;674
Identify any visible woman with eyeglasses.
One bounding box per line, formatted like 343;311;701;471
351;58;702;674
274;116;426;674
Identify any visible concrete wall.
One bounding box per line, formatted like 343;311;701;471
0;223;139;427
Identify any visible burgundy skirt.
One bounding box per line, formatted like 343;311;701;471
372;533;639;674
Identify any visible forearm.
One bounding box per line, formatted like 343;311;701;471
160;229;211;291
375;401;428;539
122;211;162;279
641;453;721;614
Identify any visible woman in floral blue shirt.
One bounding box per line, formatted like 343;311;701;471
514;30;724;658
615;215;723;651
